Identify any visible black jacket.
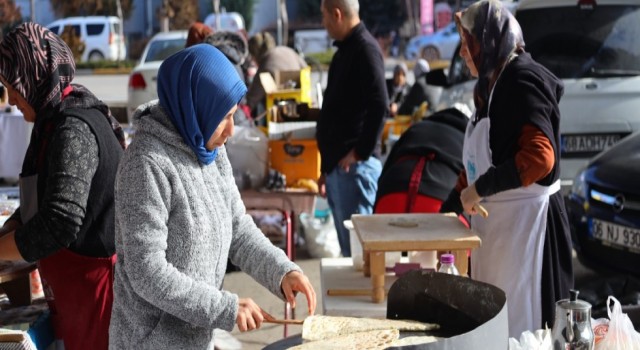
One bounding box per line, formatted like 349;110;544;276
376;108;468;206
316;23;389;174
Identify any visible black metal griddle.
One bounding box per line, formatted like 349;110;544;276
263;271;509;350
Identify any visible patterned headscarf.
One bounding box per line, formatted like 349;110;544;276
0;22;75;115
157;45;247;165
455;0;525;114
0;22;126;175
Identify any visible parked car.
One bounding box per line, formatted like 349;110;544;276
46;16;126;62
566;130;640;276
404;22;459;62
127;31;187;122
427;0;640;194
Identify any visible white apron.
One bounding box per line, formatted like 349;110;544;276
463;79;560;338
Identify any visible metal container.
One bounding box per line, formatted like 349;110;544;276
551;290;594;350
277;99;299;120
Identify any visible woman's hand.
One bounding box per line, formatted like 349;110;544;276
460;183;482;216
281;270;317;316
236;298;264;332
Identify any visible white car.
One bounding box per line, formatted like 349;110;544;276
404;22;459;62
127;31;187;123
46;16;126;62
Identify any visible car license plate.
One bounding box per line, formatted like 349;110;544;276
590;218;640;252
561;134;622;154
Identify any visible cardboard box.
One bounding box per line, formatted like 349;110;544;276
269;139;320;185
268;121;317;140
260;67;312;112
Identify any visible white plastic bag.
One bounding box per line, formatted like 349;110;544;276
508;328;552;350
596;296;640;350
300;212;341;258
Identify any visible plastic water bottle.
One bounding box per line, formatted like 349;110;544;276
438;254;459;276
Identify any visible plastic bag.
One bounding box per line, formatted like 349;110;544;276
299;212;341;259
508;328;552;350
596;296;640;350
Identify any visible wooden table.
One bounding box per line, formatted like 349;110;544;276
352;213;481;303
0;261;37;307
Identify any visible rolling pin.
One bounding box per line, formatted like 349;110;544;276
474;203;489;218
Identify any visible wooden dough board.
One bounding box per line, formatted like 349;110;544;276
351;213;481;252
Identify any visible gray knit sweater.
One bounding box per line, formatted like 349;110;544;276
109;102;300;349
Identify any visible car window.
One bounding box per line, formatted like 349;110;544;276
517;4;640;78
448;45;472;85
48;25;59;35
113;22;121;35
144;38;186;63
86;24;105;36
64;25;81;37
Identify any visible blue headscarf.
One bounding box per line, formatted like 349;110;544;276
158;44;247;165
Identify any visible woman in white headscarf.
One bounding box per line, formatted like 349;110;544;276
440;0;573;337
398;59;432;116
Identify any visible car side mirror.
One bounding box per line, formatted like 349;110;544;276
425;69;449;87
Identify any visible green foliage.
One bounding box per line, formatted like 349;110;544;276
221;0;255;31
49;0;134;19
165;0;198;30
75;59;135;69
298;0;321;22
306;49;334;67
359;0;407;36
0;0;22;37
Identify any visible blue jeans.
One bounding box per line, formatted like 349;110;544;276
325;157;381;257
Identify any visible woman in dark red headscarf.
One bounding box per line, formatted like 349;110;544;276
186;21;214;47
440;0;574;337
0;23;125;350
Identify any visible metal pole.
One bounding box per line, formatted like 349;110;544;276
146;0;153;36
280;0;288;46
30;0;35;22
213;0;221;30
116;0;123;62
276;0;283;46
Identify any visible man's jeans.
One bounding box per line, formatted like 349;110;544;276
325;157;381;257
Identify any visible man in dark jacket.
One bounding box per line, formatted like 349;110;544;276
317;0;389;257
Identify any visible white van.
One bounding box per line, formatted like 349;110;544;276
46;16;126;62
203;12;245;32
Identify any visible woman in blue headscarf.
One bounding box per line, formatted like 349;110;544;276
109;45;316;349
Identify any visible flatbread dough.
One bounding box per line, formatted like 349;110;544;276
302;315;439;341
291;329;400;350
388;218;419;228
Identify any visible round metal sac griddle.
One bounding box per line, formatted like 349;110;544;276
264;271;509;350
262;331;450;350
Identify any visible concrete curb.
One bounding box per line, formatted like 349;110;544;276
75;67;132;76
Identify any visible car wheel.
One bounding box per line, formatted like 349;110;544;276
88;50;105;62
421;46;440;62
